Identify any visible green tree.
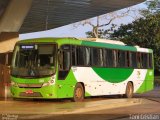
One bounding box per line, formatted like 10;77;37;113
140;0;160;17
111;13;160;71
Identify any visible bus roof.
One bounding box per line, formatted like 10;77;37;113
17;37;153;53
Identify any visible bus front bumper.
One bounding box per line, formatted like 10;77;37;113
10;85;58;99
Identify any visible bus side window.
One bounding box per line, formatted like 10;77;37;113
148;53;153;69
117;50;126;68
103;49;114;67
141;53;148;69
76;46;86;66
91;48;103;67
71;45;77;66
137;53;141;68
62;51;71;70
130;52;137;68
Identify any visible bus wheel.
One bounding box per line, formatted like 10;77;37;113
124;82;134;98
73;83;84;102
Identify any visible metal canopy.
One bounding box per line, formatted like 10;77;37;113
0;0;145;34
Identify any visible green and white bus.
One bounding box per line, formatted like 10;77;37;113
10;38;154;102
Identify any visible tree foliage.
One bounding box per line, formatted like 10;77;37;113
111;13;160;70
140;0;160;17
110;0;160;70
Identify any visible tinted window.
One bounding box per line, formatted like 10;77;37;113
71;45;77;66
130;52;137;68
62;51;71;70
103;49;114;67
141;53;148;69
76;46;86;66
137;53;141;68
117;51;126;67
148;53;153;68
91;48;103;67
75;46;91;66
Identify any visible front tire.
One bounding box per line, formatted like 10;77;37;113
124;82;134;98
73;83;84;102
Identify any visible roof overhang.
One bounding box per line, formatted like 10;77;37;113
0;0;145;34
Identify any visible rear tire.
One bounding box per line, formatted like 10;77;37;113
73;83;84;102
124;82;134;98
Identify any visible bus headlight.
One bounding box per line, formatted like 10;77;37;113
11;81;18;87
42;79;55;87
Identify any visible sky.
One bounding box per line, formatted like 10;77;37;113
19;2;147;40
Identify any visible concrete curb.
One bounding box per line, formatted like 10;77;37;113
68;98;142;114
19;98;146;119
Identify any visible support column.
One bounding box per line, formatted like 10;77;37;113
0;32;19;52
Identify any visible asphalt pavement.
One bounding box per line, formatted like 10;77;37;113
0;87;159;120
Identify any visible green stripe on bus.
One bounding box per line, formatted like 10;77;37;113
92;68;133;83
81;41;137;51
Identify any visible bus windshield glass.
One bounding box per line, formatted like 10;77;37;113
11;44;57;77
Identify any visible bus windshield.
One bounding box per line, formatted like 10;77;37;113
11;44;57;78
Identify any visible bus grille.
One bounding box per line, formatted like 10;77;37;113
18;84;42;88
19;92;42;97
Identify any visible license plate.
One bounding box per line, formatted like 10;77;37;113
25;90;33;94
